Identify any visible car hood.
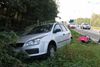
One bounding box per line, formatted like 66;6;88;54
17;33;48;43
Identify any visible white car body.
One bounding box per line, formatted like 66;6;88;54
14;22;72;57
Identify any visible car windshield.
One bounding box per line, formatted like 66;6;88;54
26;24;53;35
84;24;89;25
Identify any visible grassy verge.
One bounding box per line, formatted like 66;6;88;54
27;30;100;67
92;26;100;31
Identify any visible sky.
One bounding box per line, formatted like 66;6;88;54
57;0;100;21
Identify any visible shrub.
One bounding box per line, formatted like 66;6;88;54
0;31;27;67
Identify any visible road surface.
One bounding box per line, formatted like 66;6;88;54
75;28;100;43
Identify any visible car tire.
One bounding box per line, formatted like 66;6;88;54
88;28;90;30
47;45;56;58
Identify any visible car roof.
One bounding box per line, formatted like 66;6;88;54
38;22;61;26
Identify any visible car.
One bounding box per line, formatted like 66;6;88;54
81;23;91;30
68;24;76;29
12;22;72;58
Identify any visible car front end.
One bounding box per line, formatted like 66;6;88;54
13;33;50;58
13;24;53;58
82;24;91;30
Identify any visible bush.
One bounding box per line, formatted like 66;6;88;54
0;31;18;44
0;31;27;67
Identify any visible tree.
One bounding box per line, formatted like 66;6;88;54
91;14;100;27
76;18;90;24
0;0;58;32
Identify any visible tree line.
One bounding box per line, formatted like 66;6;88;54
76;13;100;27
0;0;58;32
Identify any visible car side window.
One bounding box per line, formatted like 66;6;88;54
53;24;62;33
60;24;68;31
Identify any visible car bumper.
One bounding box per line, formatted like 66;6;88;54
83;27;91;29
14;43;47;57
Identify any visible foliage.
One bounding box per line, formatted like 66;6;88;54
75;18;90;24
76;13;100;27
0;31;18;44
0;0;58;32
91;14;100;27
0;31;27;67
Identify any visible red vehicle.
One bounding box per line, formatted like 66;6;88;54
79;35;90;43
68;24;76;29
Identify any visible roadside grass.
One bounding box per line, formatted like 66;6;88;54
27;30;100;67
92;26;100;31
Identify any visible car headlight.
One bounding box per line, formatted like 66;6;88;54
24;39;40;46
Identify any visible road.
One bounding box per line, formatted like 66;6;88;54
75;28;100;43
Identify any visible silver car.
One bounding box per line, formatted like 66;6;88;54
81;23;91;30
13;22;72;58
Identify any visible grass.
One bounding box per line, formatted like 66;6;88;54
27;30;100;67
92;26;100;31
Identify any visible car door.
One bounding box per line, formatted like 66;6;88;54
60;24;71;46
53;24;64;48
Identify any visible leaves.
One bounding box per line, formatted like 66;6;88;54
76;13;100;27
0;0;58;32
0;31;18;45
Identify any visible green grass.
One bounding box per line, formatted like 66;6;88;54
27;30;100;67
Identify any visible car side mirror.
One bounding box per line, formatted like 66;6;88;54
53;29;61;33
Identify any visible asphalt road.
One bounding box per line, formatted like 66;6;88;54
75;28;100;43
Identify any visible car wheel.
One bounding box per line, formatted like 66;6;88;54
47;45;56;58
71;37;73;39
